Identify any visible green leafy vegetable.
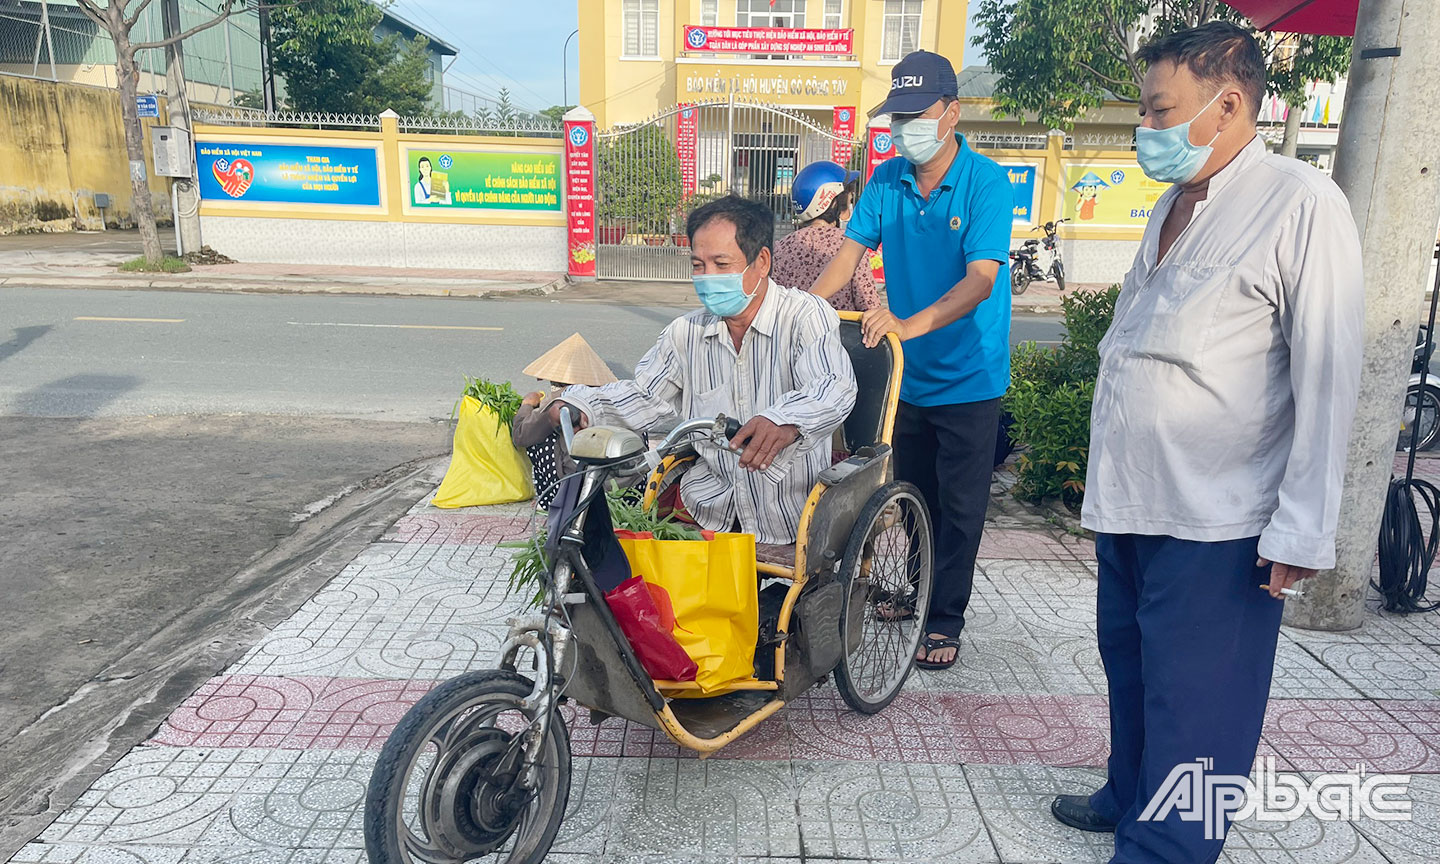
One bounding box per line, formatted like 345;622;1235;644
456;375;524;426
502;493;704;607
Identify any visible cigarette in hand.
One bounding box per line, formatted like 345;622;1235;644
1259;584;1304;598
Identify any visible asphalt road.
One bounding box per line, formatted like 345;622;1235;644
0;286;1065;420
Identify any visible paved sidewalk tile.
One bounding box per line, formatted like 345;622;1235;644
793;761;994;862
150;676;436;750
979;529;1092;562
1262;699;1440;773
21;747;617;860
1283;608;1440;647
1292;642;1440;701
941;693;1110;768
607;760;799;857
963;764;1114;864
785;688;953;764
1269;641;1367;700
1349;773;1440;864
383;512;536;546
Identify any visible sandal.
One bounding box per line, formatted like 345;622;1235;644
914;634;961;670
873;589;916;622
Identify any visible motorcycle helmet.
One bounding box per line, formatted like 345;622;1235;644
792;160;860;222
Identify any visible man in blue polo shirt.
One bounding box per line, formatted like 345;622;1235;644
811;49;1012;670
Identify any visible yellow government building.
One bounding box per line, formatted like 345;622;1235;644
578;0;972;131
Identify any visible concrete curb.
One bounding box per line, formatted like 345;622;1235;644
0;272;567;299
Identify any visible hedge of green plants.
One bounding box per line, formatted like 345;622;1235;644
1003;285;1119;512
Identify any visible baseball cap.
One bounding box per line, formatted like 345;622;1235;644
878;50;959;117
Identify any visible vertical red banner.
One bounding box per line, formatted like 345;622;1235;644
866;125;895;179
676;104;699;200
831;106;856;166
564;118;597;278
865;125;896;283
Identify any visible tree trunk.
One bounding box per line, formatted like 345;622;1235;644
1280;102;1302;159
115;42;164;265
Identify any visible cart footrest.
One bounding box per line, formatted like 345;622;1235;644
668;691;777;740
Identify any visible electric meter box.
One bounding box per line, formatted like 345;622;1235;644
151;126;193;178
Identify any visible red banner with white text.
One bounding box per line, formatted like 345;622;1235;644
676;104;699;200
865;126;896;283
683;26;853;55
832;106;856;166
564;119;596;278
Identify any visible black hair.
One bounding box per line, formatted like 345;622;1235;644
1136;21;1266;119
808;187;852;227
686;194;774;265
418;156;432;167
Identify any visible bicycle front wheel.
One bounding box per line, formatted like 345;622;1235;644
364;670;571;864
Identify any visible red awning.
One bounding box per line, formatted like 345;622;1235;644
1225;0;1358;36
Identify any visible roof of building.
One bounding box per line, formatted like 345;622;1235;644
376;4;458;56
955;64;1127;103
955;66;1002;99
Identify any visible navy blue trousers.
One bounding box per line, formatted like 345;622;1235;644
1090;534;1284;864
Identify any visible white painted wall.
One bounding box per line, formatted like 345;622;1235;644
200;216;568;273
1009;236;1137;287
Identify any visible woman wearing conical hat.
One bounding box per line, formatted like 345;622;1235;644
510;333;618;508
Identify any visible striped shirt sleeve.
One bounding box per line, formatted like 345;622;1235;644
559;324;684;433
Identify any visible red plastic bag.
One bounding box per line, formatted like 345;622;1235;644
604;576;698;681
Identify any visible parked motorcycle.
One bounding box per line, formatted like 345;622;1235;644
1009;219;1068;296
1399;326;1440;452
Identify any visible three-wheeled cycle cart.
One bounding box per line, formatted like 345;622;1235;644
363;315;935;863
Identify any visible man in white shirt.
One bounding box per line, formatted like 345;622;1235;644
547;195;858;545
1048;23;1364;863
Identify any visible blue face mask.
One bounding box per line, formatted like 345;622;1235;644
693;264;757;318
1135;90;1223;185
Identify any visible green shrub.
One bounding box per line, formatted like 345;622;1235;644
1003;284;1119;512
596;124;683;235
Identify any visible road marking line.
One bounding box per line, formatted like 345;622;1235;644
286;321;503;332
75;316;185;323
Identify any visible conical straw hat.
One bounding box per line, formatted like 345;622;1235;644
523;333;618;387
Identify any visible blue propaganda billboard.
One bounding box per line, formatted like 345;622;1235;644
197;142;380;206
1003;163;1039;225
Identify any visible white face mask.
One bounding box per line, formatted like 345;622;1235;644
891;104;954;166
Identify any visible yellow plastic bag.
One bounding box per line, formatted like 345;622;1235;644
616;532;758;693
433;396;533;508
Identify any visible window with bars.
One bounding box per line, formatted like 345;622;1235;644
622;0;659;58
823;0;843;29
881;0;922;62
700;0;718;25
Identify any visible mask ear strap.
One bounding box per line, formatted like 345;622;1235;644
1200;90;1226;147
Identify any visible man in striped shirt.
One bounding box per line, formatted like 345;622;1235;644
547;195;858;545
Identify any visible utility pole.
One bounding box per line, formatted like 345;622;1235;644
162;0;202;255
258;1;277;113
1285;0;1440;630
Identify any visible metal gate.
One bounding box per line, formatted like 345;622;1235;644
595;97;866;282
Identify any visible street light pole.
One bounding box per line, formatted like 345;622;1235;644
563;28;579;108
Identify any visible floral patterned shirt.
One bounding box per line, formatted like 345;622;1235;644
771;221;882;313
